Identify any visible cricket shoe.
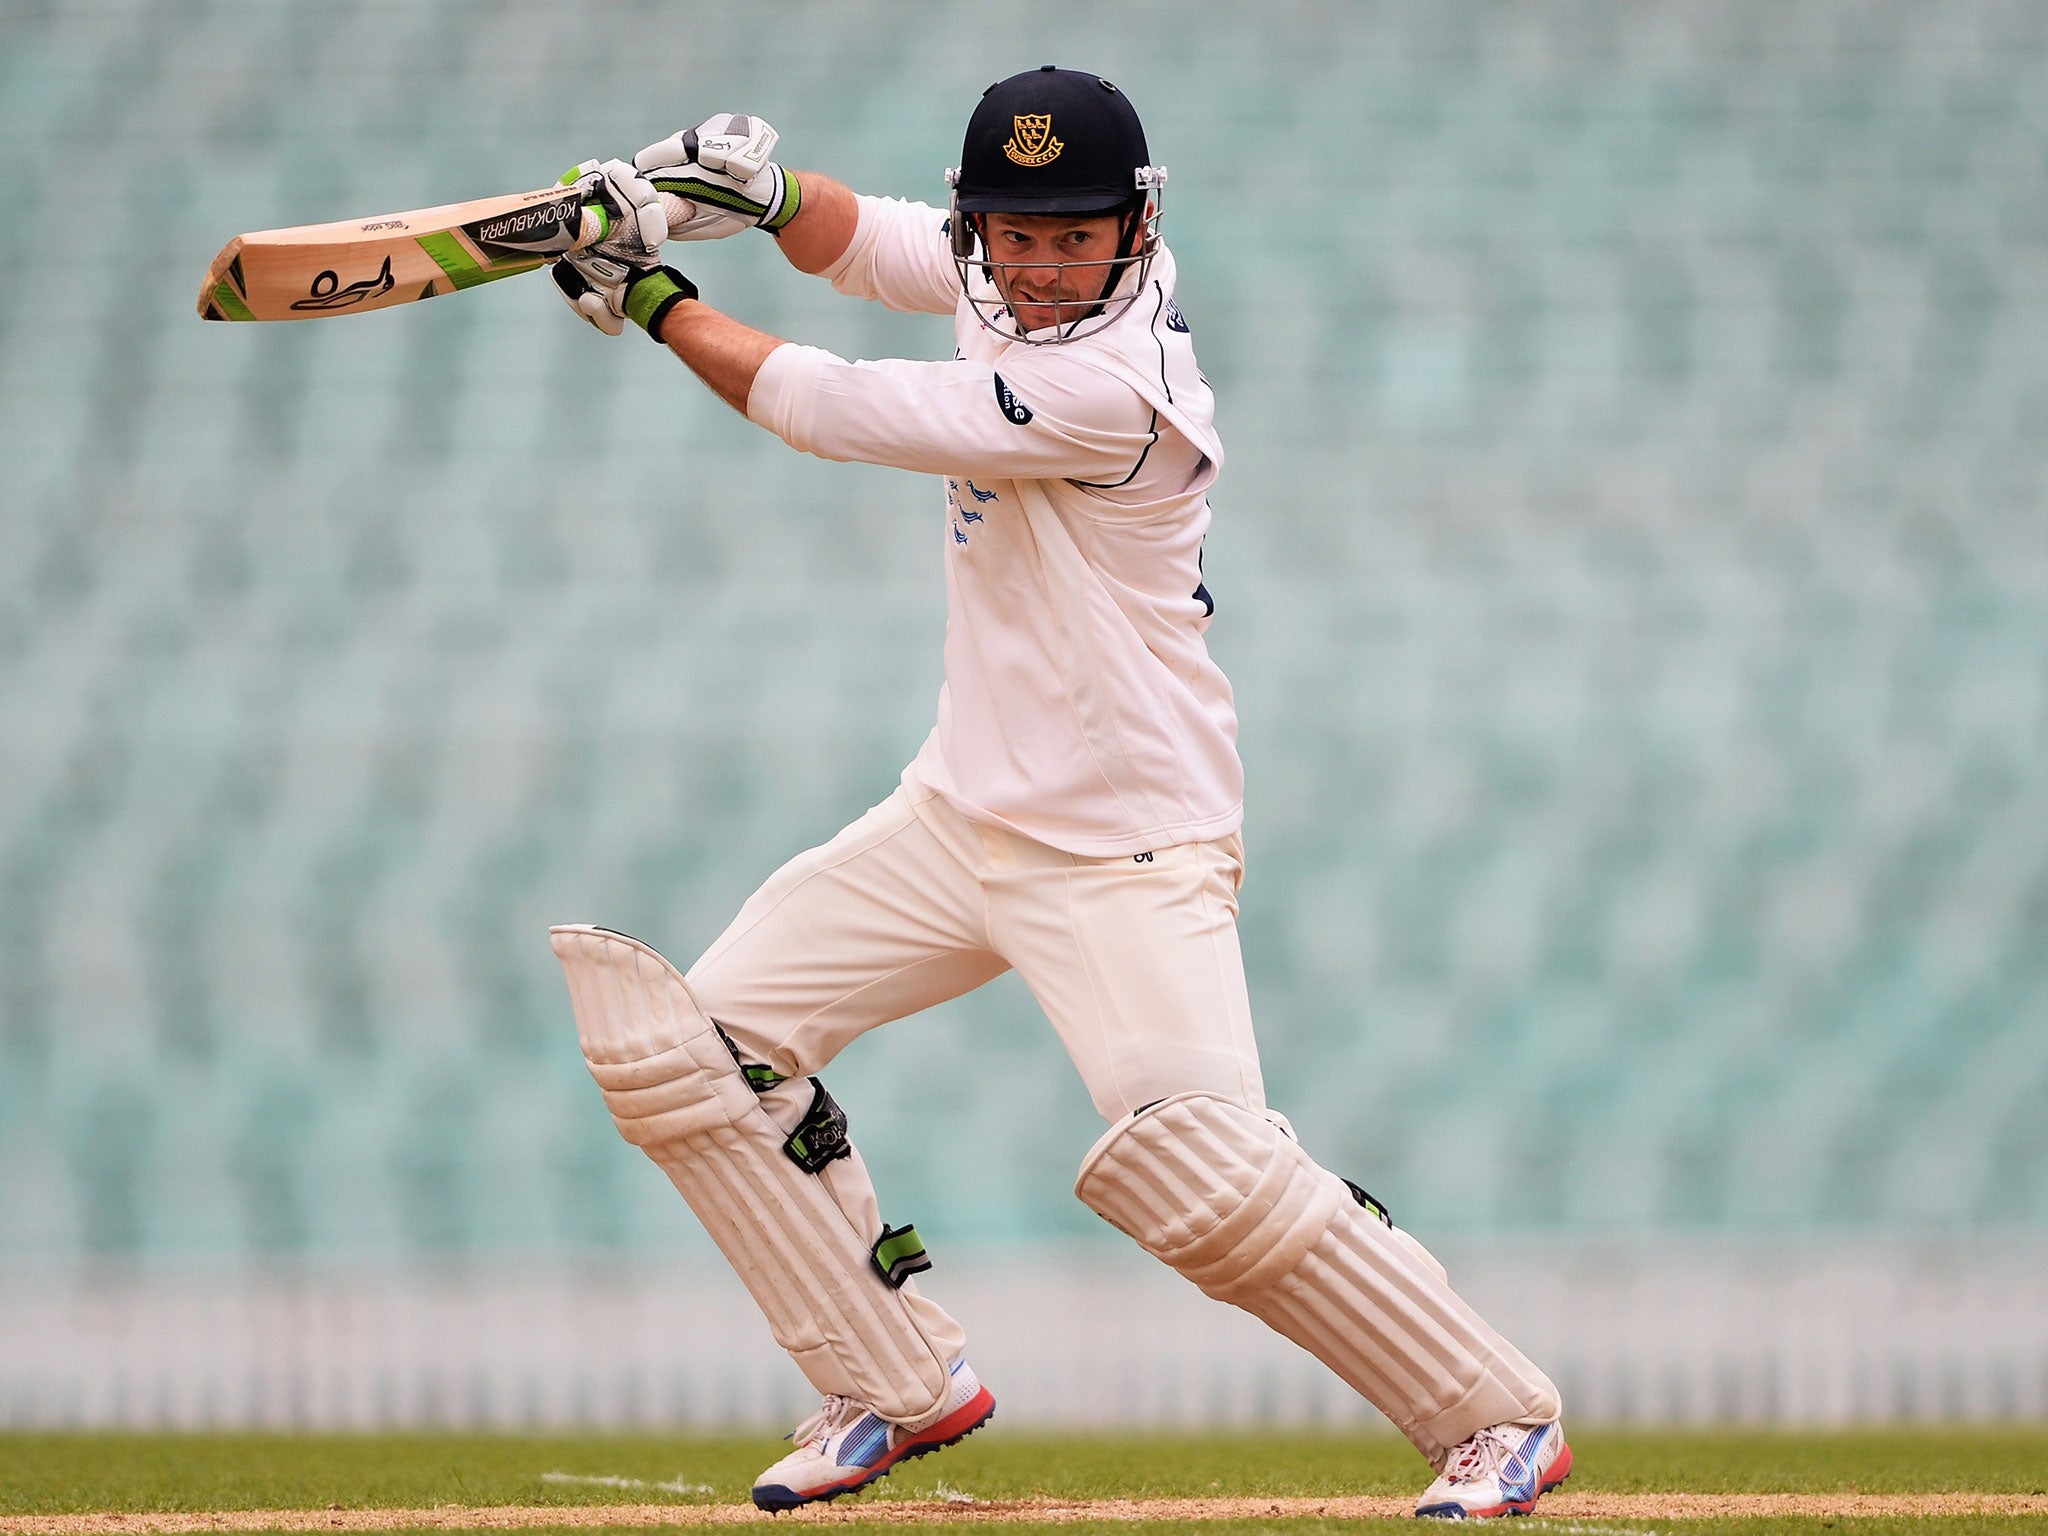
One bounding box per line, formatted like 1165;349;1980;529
1414;1418;1572;1518
750;1356;995;1511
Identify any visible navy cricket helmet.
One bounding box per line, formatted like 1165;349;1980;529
945;66;1168;342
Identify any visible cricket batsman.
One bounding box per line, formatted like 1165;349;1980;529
544;66;1571;1517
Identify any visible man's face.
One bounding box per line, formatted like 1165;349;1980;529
981;212;1128;334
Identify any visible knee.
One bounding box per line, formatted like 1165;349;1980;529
1073;1091;1342;1302
551;925;757;1149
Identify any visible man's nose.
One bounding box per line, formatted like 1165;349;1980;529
1012;249;1060;282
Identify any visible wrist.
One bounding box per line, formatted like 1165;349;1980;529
758;166;802;235
623;265;699;339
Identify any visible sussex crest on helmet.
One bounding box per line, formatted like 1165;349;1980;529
1003;114;1064;168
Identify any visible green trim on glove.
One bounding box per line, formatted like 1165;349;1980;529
644;164;799;231
623;265;700;339
649;176;764;219
762;169;802;233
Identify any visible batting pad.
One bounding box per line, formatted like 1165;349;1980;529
551;924;956;1428
1075;1091;1559;1466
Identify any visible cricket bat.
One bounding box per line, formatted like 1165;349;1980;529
196;183;688;322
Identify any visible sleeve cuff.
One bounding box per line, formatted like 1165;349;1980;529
745;342;834;447
816;195;887;290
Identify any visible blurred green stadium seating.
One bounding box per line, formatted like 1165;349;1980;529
1;0;2044;1279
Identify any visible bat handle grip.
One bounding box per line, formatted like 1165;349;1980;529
568;192;694;255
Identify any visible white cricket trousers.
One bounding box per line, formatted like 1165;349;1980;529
688;769;1268;1124
685;770;1264;1369
683;768;1559;1452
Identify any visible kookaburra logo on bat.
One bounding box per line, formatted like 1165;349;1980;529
1003;114;1063;167
292;255;396;311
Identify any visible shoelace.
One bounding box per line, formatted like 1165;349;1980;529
788;1393;868;1448
1443;1424;1522;1485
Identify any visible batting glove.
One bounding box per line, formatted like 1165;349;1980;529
552;251;698;340
632;114;801;239
560;156;670;259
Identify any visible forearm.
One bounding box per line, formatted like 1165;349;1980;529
769;171;860;274
656;300;785;415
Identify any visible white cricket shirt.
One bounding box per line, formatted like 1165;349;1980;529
746;195;1241;856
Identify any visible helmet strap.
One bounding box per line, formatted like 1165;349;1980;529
1090;198;1147;309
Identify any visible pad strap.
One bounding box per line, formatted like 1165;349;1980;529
871;1223;932;1288
784;1079;852;1172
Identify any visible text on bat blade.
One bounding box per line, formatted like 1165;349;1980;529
473;202;577;242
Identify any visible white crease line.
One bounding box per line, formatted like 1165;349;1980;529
539;1472;718;1496
1526;1523;1661;1536
874;1480;980;1506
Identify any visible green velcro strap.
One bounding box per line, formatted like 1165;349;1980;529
623;264;698;337
762;169;801;233
870;1223;931;1289
782;1078;851;1173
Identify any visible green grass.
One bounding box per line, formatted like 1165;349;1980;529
1;1427;2045;1533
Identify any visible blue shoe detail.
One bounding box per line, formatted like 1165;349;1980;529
837;1413;891;1469
1497;1423;1552;1503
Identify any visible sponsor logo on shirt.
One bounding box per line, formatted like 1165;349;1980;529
993;373;1034;425
1164;297;1190;333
